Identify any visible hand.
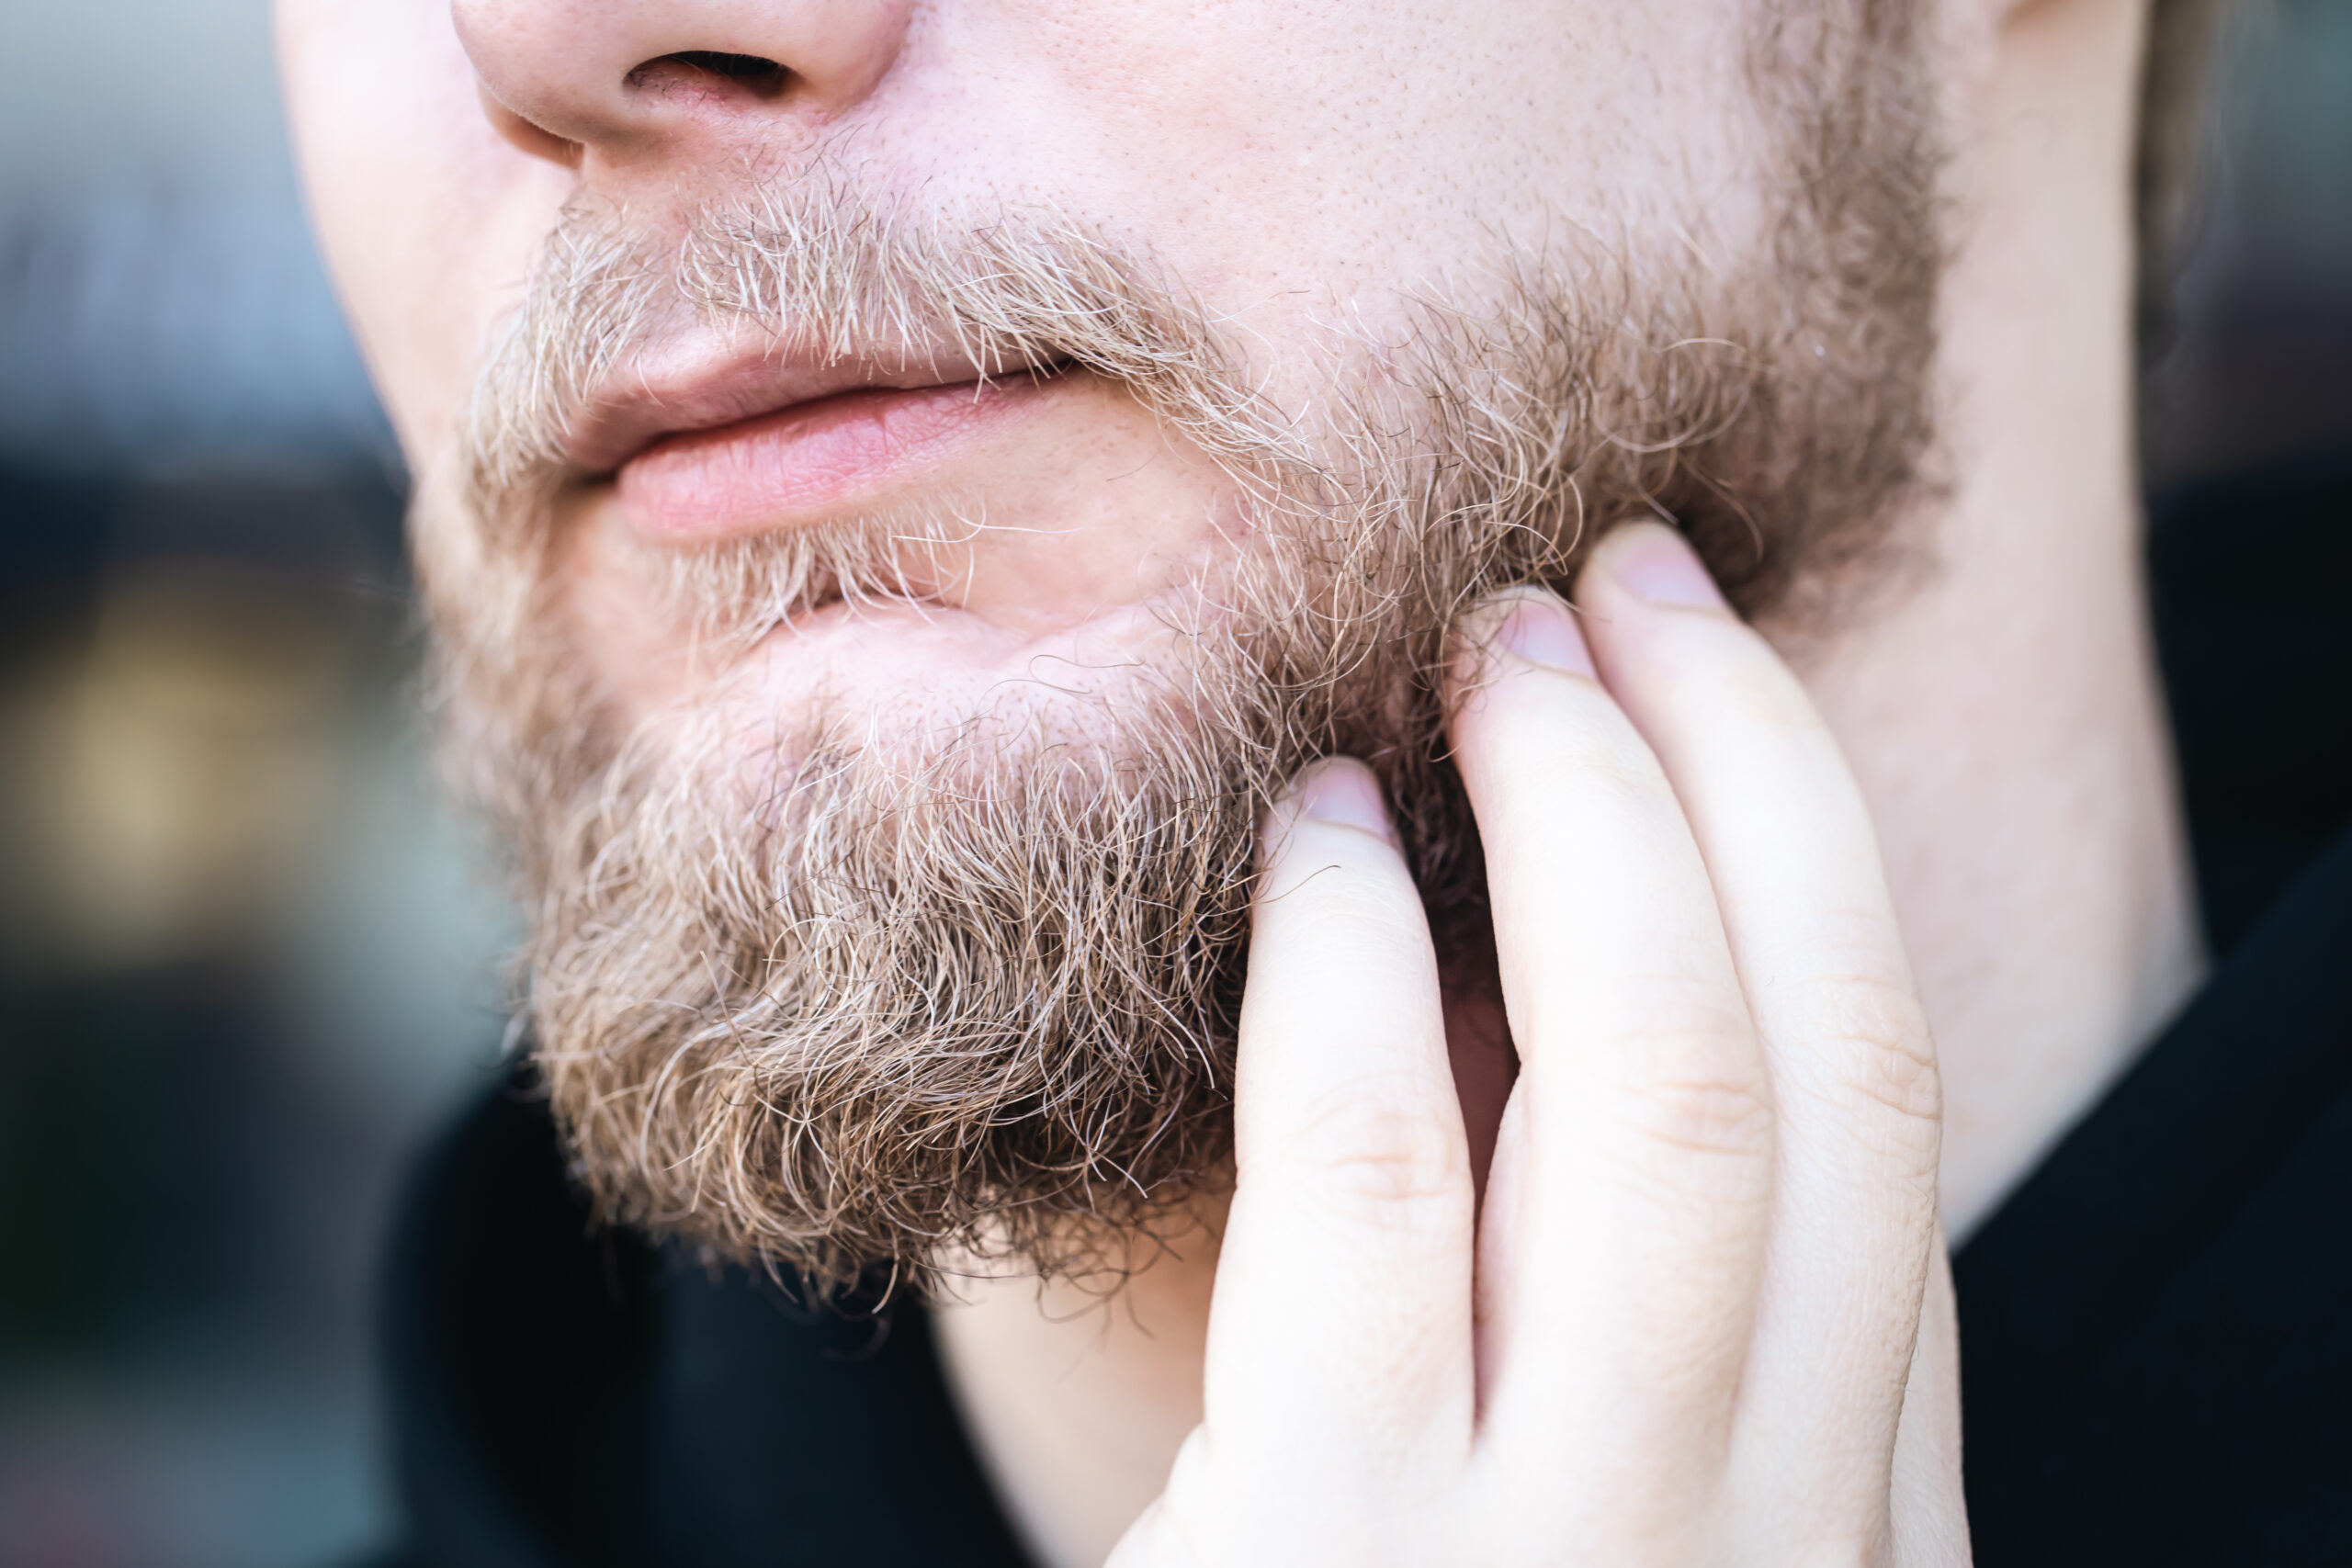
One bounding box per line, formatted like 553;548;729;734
1111;523;1968;1567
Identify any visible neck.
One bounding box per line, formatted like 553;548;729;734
936;2;2200;1561
1800;0;2199;1235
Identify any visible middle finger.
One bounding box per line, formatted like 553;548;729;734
1447;588;1773;1515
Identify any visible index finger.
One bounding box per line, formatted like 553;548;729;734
1443;585;1775;1515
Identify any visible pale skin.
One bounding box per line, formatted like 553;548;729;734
277;0;2200;1561
1094;526;1970;1565
939;526;1976;1568
941;2;2199;1558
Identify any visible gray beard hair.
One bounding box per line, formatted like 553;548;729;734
424;0;1939;1295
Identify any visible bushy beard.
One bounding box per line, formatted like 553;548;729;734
422;0;1940;1295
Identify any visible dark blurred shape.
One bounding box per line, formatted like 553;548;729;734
0;0;481;1543
2152;451;2352;952
2140;0;2352;482
0;461;508;1568
0;9;505;1562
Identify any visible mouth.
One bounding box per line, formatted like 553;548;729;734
616;370;1069;542
562;343;1076;545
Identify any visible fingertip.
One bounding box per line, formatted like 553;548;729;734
1294;757;1396;841
1449;584;1595;694
1578;522;1728;613
1261;758;1399;875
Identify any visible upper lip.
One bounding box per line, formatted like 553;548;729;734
559;330;1062;476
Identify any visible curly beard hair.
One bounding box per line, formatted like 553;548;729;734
421;0;1940;1295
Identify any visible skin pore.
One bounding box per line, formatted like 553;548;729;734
276;0;2199;1562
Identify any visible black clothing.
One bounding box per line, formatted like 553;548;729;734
1953;454;2352;1562
1957;828;2352;1562
379;1070;1031;1568
2148;452;2352;953
377;458;2352;1567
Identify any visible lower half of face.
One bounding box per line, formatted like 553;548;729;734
380;0;1942;1292
552;367;1250;765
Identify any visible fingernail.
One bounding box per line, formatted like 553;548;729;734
1601;524;1725;609
1490;592;1595;675
1296;760;1395;840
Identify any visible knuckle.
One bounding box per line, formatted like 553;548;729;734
1813;972;1942;1130
1616;1063;1778;1168
1276;1073;1466;1217
1584;1010;1778;1179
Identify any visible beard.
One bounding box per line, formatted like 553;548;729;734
422;0;1941;1294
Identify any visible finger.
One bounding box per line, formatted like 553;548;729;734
1889;1237;1970;1568
1204;760;1476;1482
1570;524;1942;1534
1445;591;1774;1518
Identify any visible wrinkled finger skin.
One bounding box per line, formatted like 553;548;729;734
1567;526;1949;1556
1114;525;1967;1568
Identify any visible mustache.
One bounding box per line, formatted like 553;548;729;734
448;177;1810;679
459;181;1308;540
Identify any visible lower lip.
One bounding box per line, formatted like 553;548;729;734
614;377;1052;540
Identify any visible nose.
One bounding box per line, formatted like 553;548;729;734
453;0;913;166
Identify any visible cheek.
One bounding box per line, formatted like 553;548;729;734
277;0;574;467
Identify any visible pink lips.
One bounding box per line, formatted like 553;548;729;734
613;375;1049;541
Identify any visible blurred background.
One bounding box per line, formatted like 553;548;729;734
0;2;510;1564
0;1;2344;1564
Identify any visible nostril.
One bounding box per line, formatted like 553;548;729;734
629;50;791;101
670;50;788;86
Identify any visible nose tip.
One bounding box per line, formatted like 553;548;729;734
454;0;913;166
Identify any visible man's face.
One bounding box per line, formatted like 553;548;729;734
279;0;1936;1288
